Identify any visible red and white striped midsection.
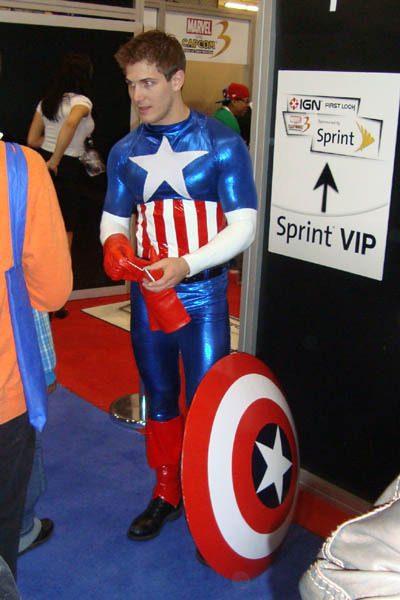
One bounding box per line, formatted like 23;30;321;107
136;198;226;258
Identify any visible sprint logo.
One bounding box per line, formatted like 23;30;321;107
356;122;375;151
312;118;380;158
283;112;381;159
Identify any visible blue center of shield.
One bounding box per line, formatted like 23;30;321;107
251;423;292;508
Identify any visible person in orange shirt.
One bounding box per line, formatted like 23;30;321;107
0;139;72;577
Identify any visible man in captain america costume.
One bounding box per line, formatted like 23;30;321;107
100;30;257;542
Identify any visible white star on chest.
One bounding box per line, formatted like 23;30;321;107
129;136;208;202
255;427;292;504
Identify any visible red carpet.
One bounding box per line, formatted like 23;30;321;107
294;489;351;538
52;293;137;412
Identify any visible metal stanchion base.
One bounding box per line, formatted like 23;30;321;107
109;393;146;431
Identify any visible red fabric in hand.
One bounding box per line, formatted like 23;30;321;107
140;283;191;333
140;247;191;334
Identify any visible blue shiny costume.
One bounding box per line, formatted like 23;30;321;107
104;110;257;421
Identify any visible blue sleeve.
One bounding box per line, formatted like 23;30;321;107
103;132;136;218
211;120;258;213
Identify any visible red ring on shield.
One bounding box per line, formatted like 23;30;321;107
181;353;299;581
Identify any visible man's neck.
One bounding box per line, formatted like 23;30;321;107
160;99;190;126
173;103;190;124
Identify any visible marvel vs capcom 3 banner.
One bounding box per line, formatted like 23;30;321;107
165;12;250;64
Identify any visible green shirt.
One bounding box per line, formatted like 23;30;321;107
212;107;241;134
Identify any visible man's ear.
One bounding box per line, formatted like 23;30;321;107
171;69;185;91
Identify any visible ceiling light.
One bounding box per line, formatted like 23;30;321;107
224;2;259;11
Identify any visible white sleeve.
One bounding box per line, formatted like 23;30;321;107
183;208;257;276
100;211;131;245
70;94;93;111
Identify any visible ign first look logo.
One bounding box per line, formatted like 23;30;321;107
284;94;382;159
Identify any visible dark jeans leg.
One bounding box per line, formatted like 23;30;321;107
0;412;35;577
20;431;46;537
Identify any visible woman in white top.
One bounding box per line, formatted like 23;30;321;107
28;53;95;317
28;53;94;243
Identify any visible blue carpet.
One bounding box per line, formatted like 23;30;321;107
17;386;322;600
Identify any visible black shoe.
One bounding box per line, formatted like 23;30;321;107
19;518;54;556
195;547;210;567
54;307;68;319
127;497;182;541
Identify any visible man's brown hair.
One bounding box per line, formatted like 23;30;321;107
115;30;186;80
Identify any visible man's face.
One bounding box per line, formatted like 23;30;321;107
231;98;250;118
125;60;183;126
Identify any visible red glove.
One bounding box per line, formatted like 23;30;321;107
140;247;191;334
103;234;135;281
103;234;161;282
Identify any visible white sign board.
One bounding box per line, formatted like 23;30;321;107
268;71;400;280
165;12;249;64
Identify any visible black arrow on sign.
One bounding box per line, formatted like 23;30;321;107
313;163;338;213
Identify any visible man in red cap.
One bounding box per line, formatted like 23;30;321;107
213;82;250;135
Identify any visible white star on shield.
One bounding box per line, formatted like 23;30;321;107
255;427;292;504
129;136;208;202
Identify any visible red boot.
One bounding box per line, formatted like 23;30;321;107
127;416;184;541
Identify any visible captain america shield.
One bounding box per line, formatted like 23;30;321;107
181;352;299;581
